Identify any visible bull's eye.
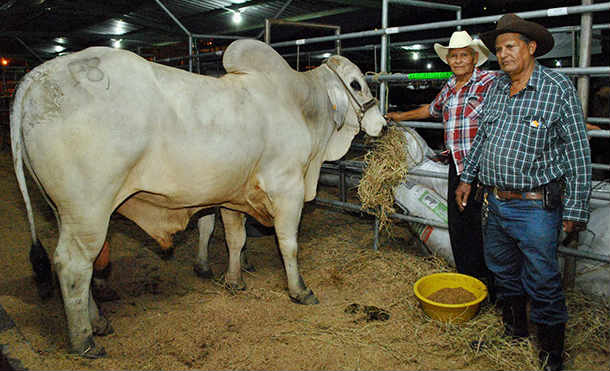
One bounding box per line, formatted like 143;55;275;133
350;80;361;91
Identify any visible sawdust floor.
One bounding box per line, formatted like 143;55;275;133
0;150;608;370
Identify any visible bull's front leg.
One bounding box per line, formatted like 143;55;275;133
194;211;255;281
273;194;319;305
218;208;247;290
194;213;216;278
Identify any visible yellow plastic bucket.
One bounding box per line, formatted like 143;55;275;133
413;272;488;323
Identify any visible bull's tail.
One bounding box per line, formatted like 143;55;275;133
10;74;54;299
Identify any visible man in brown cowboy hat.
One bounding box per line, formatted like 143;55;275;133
385;31;496;299
456;14;592;371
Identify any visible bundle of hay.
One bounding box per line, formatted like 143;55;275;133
357;126;408;234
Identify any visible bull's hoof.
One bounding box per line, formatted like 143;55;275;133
215;273;246;292
71;336;106;359
92;285;120;302
193;263;214;279
241;261;256;273
92;316;114;336
289;289;319;305
34;279;54;300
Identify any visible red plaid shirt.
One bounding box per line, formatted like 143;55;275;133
429;68;496;175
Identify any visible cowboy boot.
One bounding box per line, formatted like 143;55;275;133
503;295;529;339
538;323;565;371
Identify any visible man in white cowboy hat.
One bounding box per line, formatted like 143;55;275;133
385;30;496;298
456;14;592;371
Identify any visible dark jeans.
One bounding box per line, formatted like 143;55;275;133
484;191;567;325
447;158;490;279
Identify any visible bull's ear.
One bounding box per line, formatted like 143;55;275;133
327;84;349;130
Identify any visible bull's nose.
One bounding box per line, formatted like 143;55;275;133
368;119;385;137
378;123;391;136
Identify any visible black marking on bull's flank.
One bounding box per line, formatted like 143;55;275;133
29;240;54;300
344;303;390;322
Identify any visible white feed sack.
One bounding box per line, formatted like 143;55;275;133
394;181;454;267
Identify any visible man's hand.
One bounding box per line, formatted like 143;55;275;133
384;112;402;122
455;182;472;212
562;220;586;233
586;123;601;131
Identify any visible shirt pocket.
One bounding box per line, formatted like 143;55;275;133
521;114;555;151
464;94;484;119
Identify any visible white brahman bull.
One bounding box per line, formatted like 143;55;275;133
10;39;384;357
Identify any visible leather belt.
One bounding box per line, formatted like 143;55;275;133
491;187;543;201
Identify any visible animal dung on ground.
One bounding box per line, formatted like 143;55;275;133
427;287;476;305
344;303;390;322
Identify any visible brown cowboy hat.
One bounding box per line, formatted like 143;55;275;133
480;13;554;57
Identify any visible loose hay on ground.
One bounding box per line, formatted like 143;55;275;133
1;150;608;370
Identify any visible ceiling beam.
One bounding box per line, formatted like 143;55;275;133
180;0;277;23
319;0;381;9
214;7;362;35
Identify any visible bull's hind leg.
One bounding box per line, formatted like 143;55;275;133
54;224;109;358
218;208;247;290
273;193;318;305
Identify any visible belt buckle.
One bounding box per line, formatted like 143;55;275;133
492;187;503;201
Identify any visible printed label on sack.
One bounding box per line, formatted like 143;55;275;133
412;223;434;243
418;190;448;223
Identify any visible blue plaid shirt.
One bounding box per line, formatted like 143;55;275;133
461;63;592;223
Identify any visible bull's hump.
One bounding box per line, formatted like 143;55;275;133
222;39;293;75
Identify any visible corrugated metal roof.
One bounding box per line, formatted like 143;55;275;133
0;0;602;72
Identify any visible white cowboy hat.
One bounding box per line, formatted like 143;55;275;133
433;31;491;67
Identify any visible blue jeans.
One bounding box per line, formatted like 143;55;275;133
483;191;567;325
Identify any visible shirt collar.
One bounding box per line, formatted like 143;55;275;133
497;62;543;92
447;67;481;89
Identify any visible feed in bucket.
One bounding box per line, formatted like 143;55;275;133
413;272;488;323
